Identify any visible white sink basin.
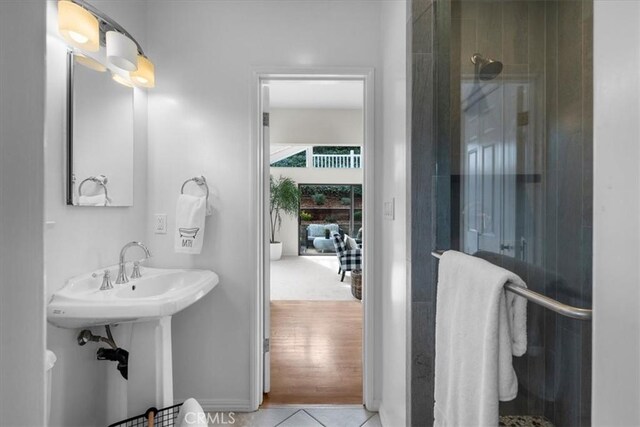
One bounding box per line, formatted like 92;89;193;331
47;266;219;328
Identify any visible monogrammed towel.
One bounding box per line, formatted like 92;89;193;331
175;194;206;254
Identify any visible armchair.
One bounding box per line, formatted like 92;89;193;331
331;232;362;282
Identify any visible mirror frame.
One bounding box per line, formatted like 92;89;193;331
66;50;75;205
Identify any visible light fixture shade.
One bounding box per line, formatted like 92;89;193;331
130;55;155;88
58;0;99;51
106;31;138;71
75;53;106;72
111;71;134;88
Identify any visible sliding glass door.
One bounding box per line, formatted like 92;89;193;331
298;184;362;255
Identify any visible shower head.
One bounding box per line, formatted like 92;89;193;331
471;53;503;81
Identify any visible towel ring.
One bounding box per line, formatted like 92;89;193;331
181;176;209;204
78;175;109;206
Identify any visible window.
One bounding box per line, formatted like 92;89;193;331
298;184;362;255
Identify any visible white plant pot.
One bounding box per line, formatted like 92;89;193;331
270;242;283;261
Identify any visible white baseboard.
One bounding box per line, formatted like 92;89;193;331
367;399;381;412
173;398;255;413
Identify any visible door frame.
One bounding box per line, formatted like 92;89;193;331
250;67;376;410
592;2;640;423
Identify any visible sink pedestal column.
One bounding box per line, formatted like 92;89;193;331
127;316;173;416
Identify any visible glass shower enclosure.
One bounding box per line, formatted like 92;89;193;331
447;1;593;425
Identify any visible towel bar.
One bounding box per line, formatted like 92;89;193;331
431;250;593;321
181;176;210;204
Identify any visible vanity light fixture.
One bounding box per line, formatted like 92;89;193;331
130;55;155;88
58;0;156;88
57;0;99;51
75;52;106;72
106;31;138;71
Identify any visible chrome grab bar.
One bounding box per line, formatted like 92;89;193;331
431;250;593;321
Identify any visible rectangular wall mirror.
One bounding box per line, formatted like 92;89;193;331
67;51;134;207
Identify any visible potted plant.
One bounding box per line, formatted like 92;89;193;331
270;175;300;261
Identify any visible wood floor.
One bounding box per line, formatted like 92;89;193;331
263;301;363;406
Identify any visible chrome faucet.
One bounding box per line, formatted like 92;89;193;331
100;270;113;291
115;241;152;284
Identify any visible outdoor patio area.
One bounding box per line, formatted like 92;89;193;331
270;256;357;301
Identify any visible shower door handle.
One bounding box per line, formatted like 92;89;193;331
520;237;527;261
500;243;514;251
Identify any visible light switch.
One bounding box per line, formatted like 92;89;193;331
154;214;167;234
384;198;395;220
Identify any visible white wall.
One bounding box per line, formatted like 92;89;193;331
271;108;363;146
592;2;640;425
377;1;408;425
145;0;383;410
270;167;363;256
45;1;149;425
0;2;47;426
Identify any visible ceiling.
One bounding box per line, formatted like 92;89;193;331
266;80;364;110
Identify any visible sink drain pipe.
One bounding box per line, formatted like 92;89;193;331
77;325;129;379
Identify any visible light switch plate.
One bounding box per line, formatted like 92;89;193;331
384;198;395;220
154;214;167;234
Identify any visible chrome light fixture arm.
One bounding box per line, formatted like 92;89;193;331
72;0;146;56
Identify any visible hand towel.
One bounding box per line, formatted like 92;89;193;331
175;194;206;254
434;250;527;427
78;194;108;206
182;184;213;216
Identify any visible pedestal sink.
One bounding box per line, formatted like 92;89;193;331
48;267;218;328
47;266;219;417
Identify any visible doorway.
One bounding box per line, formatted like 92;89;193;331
252;70;375;409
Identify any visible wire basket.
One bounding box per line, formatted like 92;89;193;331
351;270;362;300
108;403;183;427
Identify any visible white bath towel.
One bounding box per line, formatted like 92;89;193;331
78;194;108;206
175;194;206;254
434;250;527;427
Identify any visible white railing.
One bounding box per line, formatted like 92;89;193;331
312;150;361;168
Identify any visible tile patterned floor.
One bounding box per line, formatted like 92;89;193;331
207;408;553;426
208;406;379;427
